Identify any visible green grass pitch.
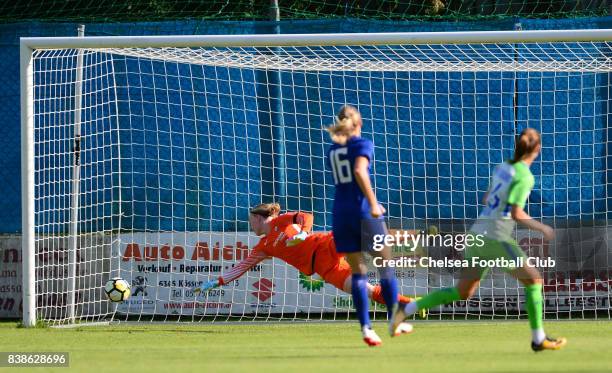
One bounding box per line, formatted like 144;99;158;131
2;320;611;372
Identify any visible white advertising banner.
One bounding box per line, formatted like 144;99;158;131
0;236;21;318
6;228;608;319
114;232;430;316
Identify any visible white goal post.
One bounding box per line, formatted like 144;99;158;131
21;29;612;327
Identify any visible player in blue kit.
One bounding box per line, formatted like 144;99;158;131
326;105;412;346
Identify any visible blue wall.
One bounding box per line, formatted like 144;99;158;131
2;17;611;233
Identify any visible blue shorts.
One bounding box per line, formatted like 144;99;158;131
332;214;388;253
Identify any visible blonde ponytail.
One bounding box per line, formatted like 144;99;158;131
326;105;361;145
326;117;355;146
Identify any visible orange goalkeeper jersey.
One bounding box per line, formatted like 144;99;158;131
220;212;333;285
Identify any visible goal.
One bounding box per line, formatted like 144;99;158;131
21;30;612;326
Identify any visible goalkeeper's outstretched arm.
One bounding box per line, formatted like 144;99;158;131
218;247;267;285
218;248;267;285
195;247;267;293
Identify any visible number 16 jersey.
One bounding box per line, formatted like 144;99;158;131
327;136;374;217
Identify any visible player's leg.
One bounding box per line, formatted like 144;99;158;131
321;256;413;305
344;252;381;346
393;232;490;329
333;219;373;327
398;267;482;321
331;220;382;346
322;234;412;305
332;272;414;336
323;231;413;339
367;282;414;305
364;219;410;337
399;231;496;321
344;252;370;325
508;251;567;351
363;218;400;322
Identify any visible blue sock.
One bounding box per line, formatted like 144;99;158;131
351;274;370;328
379;267;399;318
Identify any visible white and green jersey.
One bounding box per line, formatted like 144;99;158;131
470;161;535;241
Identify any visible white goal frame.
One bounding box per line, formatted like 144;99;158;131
21;29;612;327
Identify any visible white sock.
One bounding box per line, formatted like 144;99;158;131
404;301;418;316
532;328;546;344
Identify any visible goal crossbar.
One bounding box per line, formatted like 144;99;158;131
20;29;612;49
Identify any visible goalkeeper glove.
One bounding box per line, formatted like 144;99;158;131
193;279;220;295
286;230;308;247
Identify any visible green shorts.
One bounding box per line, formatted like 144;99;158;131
464;233;527;279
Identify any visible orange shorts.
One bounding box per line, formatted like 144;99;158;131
312;239;352;291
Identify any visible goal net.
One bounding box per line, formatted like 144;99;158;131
21;30;612;326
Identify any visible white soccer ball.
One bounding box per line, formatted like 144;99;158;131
104;277;131;302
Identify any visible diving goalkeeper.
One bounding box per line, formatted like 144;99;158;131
195;202;415;328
